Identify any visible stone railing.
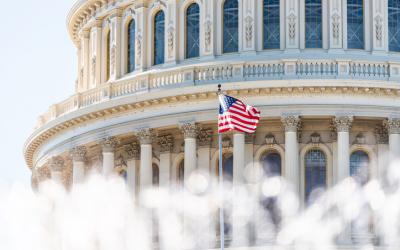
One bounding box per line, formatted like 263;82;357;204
35;59;400;128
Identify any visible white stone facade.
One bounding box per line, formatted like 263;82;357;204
24;0;400;248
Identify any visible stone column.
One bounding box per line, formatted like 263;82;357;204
233;133;245;184
125;142;140;194
282;115;300;194
181;123;198;185
334;116;353;182
158;134;174;188
70;146;87;184
79;29;90;91
385;118;400;161
93;20;103;87
49;156;64;184
138;128;154;189
100;137;119;177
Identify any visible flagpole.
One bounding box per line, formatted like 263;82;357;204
217;84;225;250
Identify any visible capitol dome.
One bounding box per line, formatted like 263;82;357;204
24;0;400;248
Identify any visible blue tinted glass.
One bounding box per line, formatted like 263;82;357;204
389;0;400;51
263;0;280;49
347;0;364;49
128;19;135;72
223;0;239;53
154;11;165;65
305;0;322;48
261;152;281;176
186;3;200;58
350;151;369;184
305;149;326;202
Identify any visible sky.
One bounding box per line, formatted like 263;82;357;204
0;0;77;185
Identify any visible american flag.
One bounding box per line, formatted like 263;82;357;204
218;94;260;133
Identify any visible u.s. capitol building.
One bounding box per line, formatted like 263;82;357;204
24;0;400;248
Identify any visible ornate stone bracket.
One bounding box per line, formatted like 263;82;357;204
125;141;140;160
157;134;174;153
100;136;120;152
197;128;213;147
375;124;389;144
137;128;154;145
48;156;65;172
334;116;353;132
70;146;87;162
384;118;400;134
180;122;198;139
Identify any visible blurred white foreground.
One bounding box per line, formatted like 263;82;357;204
1;162;400;250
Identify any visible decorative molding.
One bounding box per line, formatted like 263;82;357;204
100;136;119;152
384;118;400;134
197;128;213;147
281;115;300;132
334;116;353;132
375;15;383;42
125;142;140;160
48;156;64;172
167;25;174;56
310;132;321;144
265;133;276;145
70;146;87;162
332;13;340;40
110;45;116;75
157;134;174;152
288;13;297;41
204;17;212;52
354;132;366;145
245;14;253;47
375;124;388;144
136;31;142;65
137;128;154;145
180;122;198;139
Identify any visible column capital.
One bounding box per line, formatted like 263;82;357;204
70;146;87;162
384;118;400;134
100;136;119;152
125;142;140;160
48;156;64;172
197;128;213;147
137;128;154;145
375;124;389;144
79;29;90;39
281;115;300;132
180;122;198;139
334;116;354;132
157;134;174;153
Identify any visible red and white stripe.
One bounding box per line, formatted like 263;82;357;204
218;100;260;133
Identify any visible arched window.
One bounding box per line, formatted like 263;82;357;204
305;0;322;48
305;149;326;203
127;19;136;72
350;150;369;185
347;0;364;49
152;163;159;186
154;10;165;65
223;0;239;53
186;3;200;58
105;30;111;81
389;0;400;51
260;152;281;177
263;0;280;49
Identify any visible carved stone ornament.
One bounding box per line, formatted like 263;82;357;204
375;125;388;144
204;18;212;52
136;32;142;64
110;45;116;74
114;154;127;168
265;133;276;145
354;133;366;145
245;14;253;46
167;25;174;55
137;128;154;145
281;115;300;132
222;136;231;148
48;156;65;172
384;118;400;134
334;116;353;132
100;136;119;152
197;128;213;147
180;123;198;139
332;13;340;39
125;142;140;160
375;15;383;42
151;0;166;9
91;56;96;78
310;132;321;144
70;146;87;162
288;13;297;40
157;134;174;152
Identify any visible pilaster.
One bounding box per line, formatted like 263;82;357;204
165;0;178;64
135;5;148;71
285;0;300;49
371;0;387;52
328;0;343;49
241;0;256;52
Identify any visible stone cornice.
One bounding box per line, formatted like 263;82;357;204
23;85;400;169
